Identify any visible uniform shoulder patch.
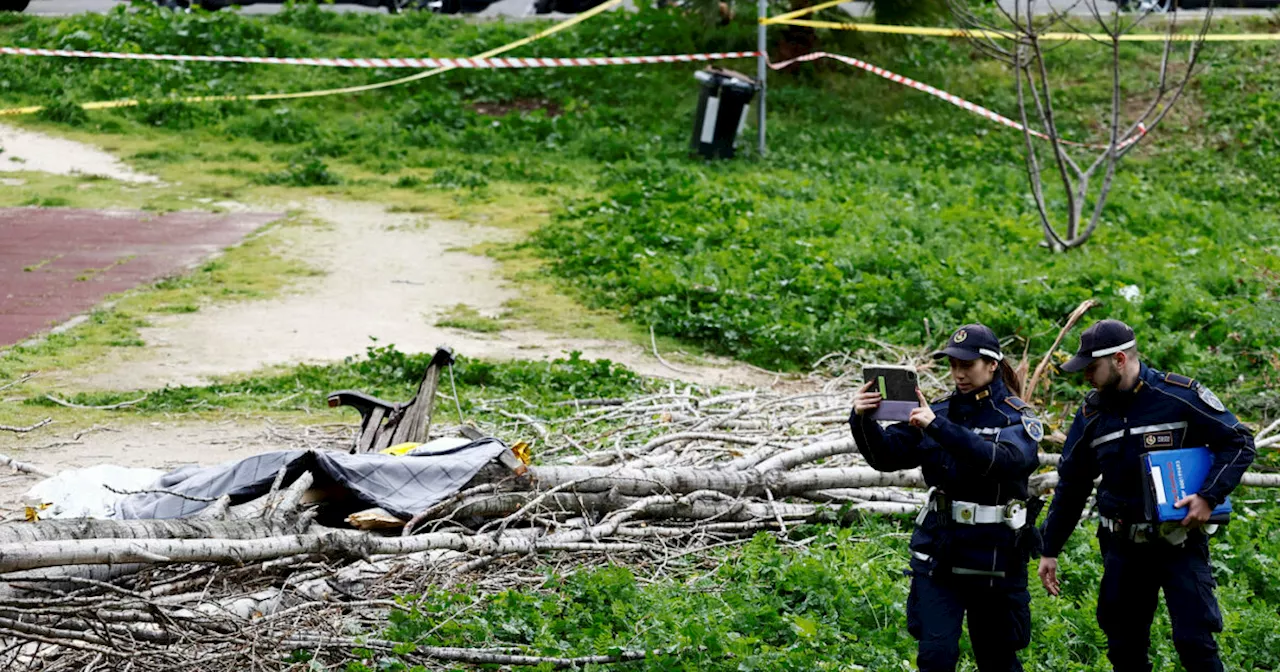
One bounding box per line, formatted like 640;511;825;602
1022;415;1044;442
1164;372;1195;388
1195;383;1226;412
1004;396;1031;412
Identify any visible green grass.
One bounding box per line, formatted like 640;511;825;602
354;494;1280;671
435;304;509;333
9;345;652;427
1;6;1277;666
2;1;1276;422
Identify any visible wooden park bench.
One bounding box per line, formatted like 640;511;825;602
327;346;459;454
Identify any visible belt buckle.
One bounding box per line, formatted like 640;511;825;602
953;501;977;525
1130;525;1150;544
1003;501;1026;529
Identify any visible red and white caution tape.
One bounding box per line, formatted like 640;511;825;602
0;46;757;69
771;51;1146;150
0;42;1145;149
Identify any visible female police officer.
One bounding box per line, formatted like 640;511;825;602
850;324;1043;672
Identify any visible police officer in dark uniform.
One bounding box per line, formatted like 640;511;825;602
851;324;1043;672
1038;319;1256;672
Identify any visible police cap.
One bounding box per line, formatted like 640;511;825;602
1061;319;1137;373
931;323;1003;362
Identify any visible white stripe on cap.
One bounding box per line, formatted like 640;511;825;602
978;348;1003;361
1090;339;1136;358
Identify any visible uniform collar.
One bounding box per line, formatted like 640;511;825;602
949;376;1006;408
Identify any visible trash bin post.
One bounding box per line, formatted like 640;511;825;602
757;0;767;156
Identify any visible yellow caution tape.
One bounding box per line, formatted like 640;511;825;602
0;0;624;117
767;17;1280;41
761;0;848;25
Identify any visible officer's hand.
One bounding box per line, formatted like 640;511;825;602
853;381;882;417
1175;494;1212;528
1038;557;1060;596
908;389;935;428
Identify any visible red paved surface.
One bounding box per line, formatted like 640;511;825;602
0;208;282;347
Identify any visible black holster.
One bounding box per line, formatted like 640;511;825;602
1016;496;1046;558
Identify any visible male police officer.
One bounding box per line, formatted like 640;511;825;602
1038;319;1256;672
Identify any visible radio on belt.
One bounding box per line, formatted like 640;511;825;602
691;67;758;160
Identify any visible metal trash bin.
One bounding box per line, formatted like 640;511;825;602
691;67;758;159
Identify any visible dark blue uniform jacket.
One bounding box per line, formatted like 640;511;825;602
1041;364;1256;557
850;377;1041;581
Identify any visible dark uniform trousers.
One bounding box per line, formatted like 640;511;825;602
1097;531;1224;672
908;573;1031;672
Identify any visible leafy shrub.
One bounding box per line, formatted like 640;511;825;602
36;98;90;126
24;345;647;416
254;156;343;186
429;166;489;190
227;107;323;144
131;100;222;130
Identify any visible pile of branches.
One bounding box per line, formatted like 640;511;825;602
2;347;1277;670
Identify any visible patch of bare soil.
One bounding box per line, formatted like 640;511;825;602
75;199;778;391
0;123;157;183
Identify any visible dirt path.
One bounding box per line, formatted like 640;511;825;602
0;123;157;183
1;134;783;501
77;199;777;392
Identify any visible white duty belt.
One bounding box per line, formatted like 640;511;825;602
951;500;1027;528
917;488;1028;529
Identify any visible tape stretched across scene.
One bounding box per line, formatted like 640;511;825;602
0;41;1145;150
0;0;630;116
766;18;1280;41
758;0;1280;41
768;51;1147;150
0;47;760;69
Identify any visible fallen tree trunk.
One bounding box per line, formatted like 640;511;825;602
743;436;1066;474
1030;469;1280;494
447;490;915;522
0;524;646;574
0;517;306;546
521;465;926;497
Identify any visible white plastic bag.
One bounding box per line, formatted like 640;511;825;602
24;465;166;519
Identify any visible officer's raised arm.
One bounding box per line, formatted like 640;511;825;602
923;403;1041;480
849;383;926;472
1039;406;1101;559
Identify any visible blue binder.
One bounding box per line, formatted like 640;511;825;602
1143;447;1233;523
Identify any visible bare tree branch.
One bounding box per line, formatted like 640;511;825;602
949;0;1212;250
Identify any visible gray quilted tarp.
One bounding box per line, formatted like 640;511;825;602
114;438;509;520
